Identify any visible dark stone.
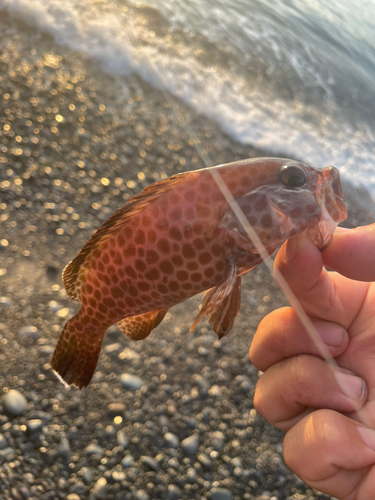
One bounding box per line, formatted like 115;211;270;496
207;488;232;500
140;455;159;471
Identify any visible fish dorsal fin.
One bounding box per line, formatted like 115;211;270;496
63;173;190;301
190;260;241;338
117;309;168;340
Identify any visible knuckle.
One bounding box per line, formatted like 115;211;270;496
307;281;339;318
251;307;296;368
288;355;319;404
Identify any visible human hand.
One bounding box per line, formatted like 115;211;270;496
249;223;375;499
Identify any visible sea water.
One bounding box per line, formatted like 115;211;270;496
1;0;374;202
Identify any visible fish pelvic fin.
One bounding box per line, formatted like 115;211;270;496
117;309;168;340
190;261;241;338
51;313;105;389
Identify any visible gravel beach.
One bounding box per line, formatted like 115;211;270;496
1;13;374;500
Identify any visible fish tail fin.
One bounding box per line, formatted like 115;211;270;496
50;312;105;389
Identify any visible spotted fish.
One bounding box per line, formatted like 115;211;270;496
51;158;347;388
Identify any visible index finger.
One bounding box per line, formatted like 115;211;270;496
275;233;370;328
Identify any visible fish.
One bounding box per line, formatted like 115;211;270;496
51;157;347;388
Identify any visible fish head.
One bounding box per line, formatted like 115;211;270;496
303;165;347;249
220;159;347;251
268;161;347;249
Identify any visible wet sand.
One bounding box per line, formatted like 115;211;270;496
1;14;374;500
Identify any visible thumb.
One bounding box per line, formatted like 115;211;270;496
275;233;327;297
274;231;367;325
322;224;375;282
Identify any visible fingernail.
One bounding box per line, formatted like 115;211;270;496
335;227;352;233
285;237;298;261
358;427;375;452
317;323;346;347
335;371;366;401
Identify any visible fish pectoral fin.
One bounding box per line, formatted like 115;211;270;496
190;261;241;338
117;309;168;341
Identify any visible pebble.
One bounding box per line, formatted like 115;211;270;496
57;477;69;491
197;453;212;470
207;487;233;500
112;470;126;482
121;454;134;468
18;325;40;340
104;342;122;353
56;307;70;318
140;455;159;471
183;417;196;429
167;485;182;500
118;347;140;361
208;385;222;397
0;416;8;426
235;375;252;392
192;374;208;395
26;419;43;435
107;403;126;417
69;483;87;496
181;434;199;454
66;495;81;500
135;490;149;500
81;467;93;484
46;265;59;281
119;373;145;391
168;457;179;469
85;443;104;457
58;438;71;459
164;432;179;448
0;433;7;450
69;427;79;440
48;300;61;312
38;345;55;355
187;467;197;483
0;296;12;307
117;430;129;448
211;431;225;451
3;390;27;416
198;346;209;357
105;424;116;438
0;447;15;458
91;477;107;499
19;486;31;499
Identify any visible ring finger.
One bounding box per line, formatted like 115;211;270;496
253;354;367;431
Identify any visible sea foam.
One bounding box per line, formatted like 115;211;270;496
1;0;375;200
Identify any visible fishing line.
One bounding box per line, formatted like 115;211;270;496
107;0;368;418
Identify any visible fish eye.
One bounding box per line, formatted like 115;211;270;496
279;164;306;189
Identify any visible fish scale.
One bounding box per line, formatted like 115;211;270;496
51;157;347;388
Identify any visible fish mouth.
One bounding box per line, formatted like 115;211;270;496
306;166;347;251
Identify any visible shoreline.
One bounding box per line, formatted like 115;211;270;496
0;14;374;500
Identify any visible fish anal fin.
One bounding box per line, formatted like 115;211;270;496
190;260;241;338
117;309;168;341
